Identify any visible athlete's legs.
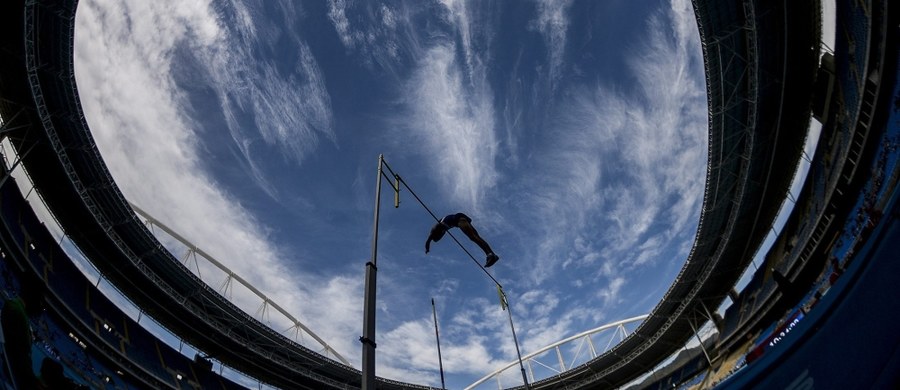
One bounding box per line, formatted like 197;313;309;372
457;219;494;256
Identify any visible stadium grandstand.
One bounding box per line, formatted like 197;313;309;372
0;0;898;389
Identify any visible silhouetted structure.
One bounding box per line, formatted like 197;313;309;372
1;0;897;388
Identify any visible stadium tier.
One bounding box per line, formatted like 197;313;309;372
1;0;898;389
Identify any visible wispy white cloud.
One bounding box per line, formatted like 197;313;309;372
402;44;499;208
252;44;334;164
531;0;574;89
73;0;356;367
371;295;518;387
327;0;354;47
327;0;410;73
512;289;583;352
597;276;627;305
520;0;707;301
438;0;484;84
196;1;335;201
388;0;503;211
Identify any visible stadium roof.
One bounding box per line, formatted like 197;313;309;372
0;0;822;388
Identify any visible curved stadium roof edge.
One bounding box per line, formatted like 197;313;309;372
0;0;825;388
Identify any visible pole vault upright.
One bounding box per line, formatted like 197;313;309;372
361;154;384;390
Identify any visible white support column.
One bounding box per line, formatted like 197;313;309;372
556;346;565;372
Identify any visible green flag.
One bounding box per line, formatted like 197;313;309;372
497;284;508;311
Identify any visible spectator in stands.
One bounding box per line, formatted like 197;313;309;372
425;212;500;267
1;283;44;389
38;357;86;390
829;256;845;285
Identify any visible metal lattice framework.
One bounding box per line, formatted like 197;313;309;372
130;203;350;366
466;315;649;389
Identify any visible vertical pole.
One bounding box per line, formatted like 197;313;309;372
361;155;384;390
502;291;530;389
394;174;401;208
0;142;35;189
687;317;712;365
432;298;446;390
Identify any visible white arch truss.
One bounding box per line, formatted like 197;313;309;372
466;314;649;390
130;202;350;366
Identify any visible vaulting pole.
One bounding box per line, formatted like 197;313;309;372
432;298;446;389
361;154;384;390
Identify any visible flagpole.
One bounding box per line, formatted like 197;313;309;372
432;298;446;389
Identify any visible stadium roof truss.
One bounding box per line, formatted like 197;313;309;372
0;0;824;388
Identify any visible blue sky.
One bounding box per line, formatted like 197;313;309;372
71;0;711;387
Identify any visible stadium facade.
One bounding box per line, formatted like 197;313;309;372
0;0;897;389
